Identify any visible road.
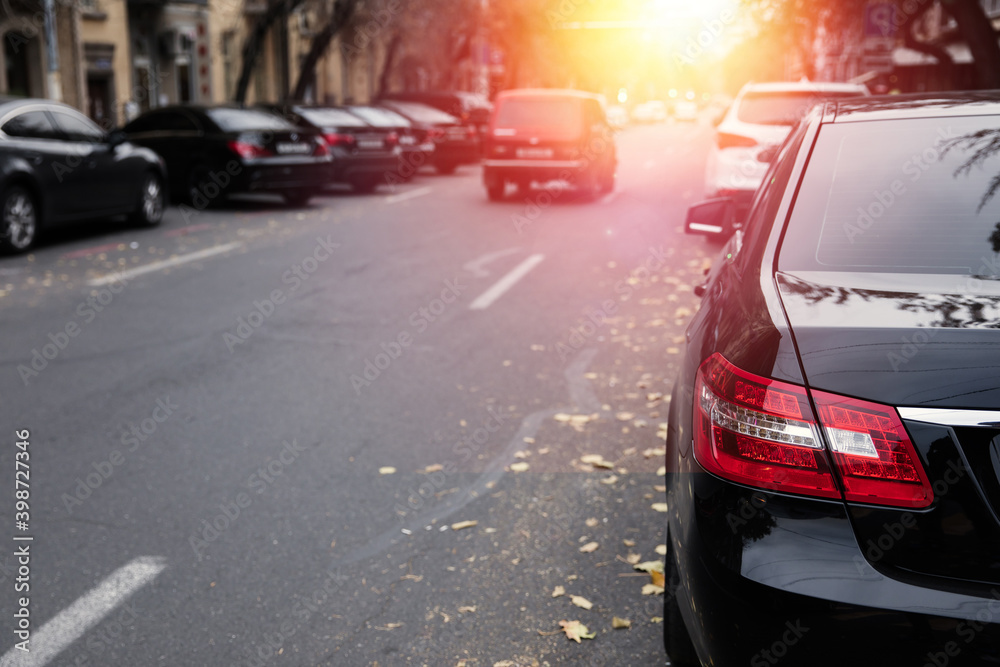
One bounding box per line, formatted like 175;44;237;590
0;119;715;667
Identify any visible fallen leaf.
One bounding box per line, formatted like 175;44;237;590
616;411;635;421
612;617;631;629
643;448;666;458
423;463;443;473
585;517;599;527
600;475;619;485
554;413;572;422
656;466;666;476
642;583;665;595
623;539;636;547
552;585;566;598
571;595;593;610
647;392;664;402
509;462;530;472
580;454;614;469
559;620;596;643
652;503;668;512
458;606;477;614
514;450;529;459
625;552;641;565
650;616;664;623
579;541;599;553
654;485;666;493
634;561;665;574
650;570;665;588
379;466;397;475
655;544;667;555
523;436;536;444
451;520;478;531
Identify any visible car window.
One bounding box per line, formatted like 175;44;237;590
380;101;458;124
2;110;60;140
347;106;410;127
780;116;1000;276
51;110;106;142
206;108;295;132
494;98;583;133
295;108;368;128
737;91;862;125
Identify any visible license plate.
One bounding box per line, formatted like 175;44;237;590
447;128;467;139
516;147;553;159
276;142;310;154
358;140;384;149
399;136;416;145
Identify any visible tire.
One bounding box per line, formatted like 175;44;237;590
0;185;38;254
486;181;505;201
435;161;457;175
665;549;700;666
283;190;313;207
130;171;165;227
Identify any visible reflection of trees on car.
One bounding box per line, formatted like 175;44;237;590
942;128;1000;258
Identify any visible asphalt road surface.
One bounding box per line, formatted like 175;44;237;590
0;118;716;667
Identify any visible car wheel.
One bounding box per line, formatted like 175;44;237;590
486;181;505;202
130;172;165;227
0;185;38;254
283;190;313;207
664;549;699;666
435;161;457;175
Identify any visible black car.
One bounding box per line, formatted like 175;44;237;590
0;98;166;253
344;105;434;183
260;104;399;193
122;105;331;207
376;100;479;174
666;93;1000;666
379;90;493;141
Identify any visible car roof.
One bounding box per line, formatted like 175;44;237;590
830;90;1000;122
739;81;868;95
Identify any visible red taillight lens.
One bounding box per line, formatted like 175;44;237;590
716;132;757;149
323;133;356;149
228;140;273;159
694;354;840;499
693;354;934;508
813;391;933;508
385;132;399;148
313;138;329;157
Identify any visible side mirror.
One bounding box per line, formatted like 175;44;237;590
685;197;735;238
106;129;127;148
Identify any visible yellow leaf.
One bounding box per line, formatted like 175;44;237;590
623;539;636;547
650;570;665;588
551;585;565;598
642;583;665;595
625;552;641;565
379;466;397;475
451;520;478;531
615;411;635;421
571;595;593;610
509;461;529;472
652;502;668;512
579;541;599;553
423;464;443;473
585;517;599;527
656;466;666;476
655;544;667;555
558;620;596;642
612;617;631;629
600;475;619;485
458;606;477;614
650;616;664;623
634;561;665;574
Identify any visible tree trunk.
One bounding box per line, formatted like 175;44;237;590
945;0;1000;88
234;0;306;104
375;32;402;98
289;0;357;102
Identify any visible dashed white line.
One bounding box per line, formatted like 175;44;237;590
384;186;433;204
86;242;242;287
1;556;166;667
469;254;545;310
463;247;522;277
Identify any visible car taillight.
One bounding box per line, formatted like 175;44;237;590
813;391;933;508
385;132;399;148
693;354;934;508
312;138;329;157
228;140;273;159
716;132;757;149
323;133;356;149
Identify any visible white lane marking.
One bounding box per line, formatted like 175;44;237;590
469;254;544;310
1;557;166;667
86;242;242;287
463;247;522;278
384;186;432;204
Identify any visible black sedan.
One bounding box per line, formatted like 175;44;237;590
259;104;399;193
344;105;434;183
122;105;331;207
0;97;166;253
375;100;479;174
665;92;1000;666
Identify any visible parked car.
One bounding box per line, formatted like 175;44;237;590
605;104;630;129
375;100;480;174
672;100;699;122
259;104;398;193
343;104;435;182
665;92;1000;666
482;89;616;201
122;105;331;207
379;90;492;140
705;80;868;216
0;97;166;253
631;100;668;123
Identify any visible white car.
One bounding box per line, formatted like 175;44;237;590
705;81;868;213
631;100;668;123
606;104;630;129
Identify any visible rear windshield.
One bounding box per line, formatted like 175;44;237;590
780;116;1000;277
296;107;367;128
380;101;458;124
206;108;296;132
347;106;410;127
494;98;583;132
737;91;862;125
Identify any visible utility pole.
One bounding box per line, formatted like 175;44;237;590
43;0;62;100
